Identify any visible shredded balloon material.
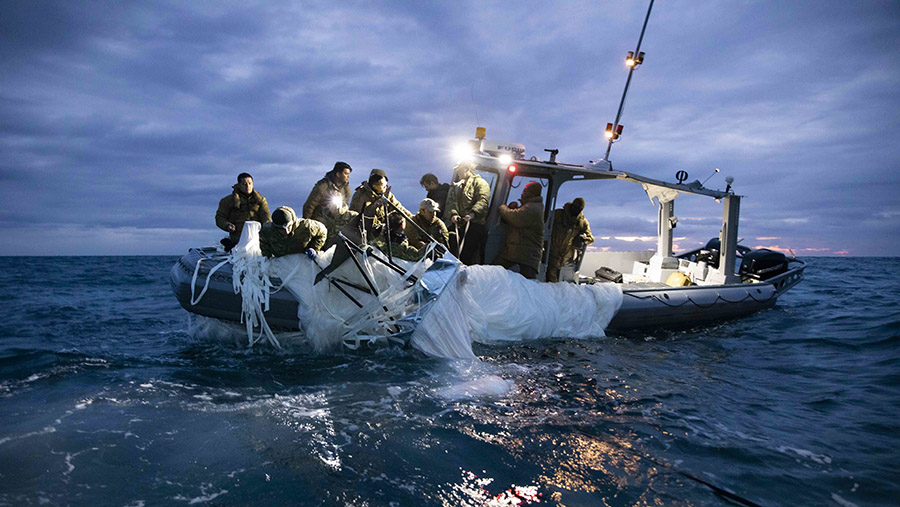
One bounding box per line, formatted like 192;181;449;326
191;222;624;358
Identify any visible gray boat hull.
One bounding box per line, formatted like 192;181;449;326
170;248;805;333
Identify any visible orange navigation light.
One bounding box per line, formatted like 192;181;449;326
604;123;614;139
475;127;486;140
625;51;645;67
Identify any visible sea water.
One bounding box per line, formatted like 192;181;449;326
0;256;897;506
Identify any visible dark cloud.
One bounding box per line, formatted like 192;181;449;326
1;0;898;255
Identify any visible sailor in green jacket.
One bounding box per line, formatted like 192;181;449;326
216;172;271;250
405;198;449;250
547;197;594;282
372;213;425;262
349;169;412;236
302;162;357;249
495;181;545;279
259;206;327;259
445;161;491;264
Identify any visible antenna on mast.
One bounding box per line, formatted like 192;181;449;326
602;0;655;166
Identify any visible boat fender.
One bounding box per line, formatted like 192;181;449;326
666;271;692;287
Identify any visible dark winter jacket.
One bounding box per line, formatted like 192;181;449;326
497;195;545;270
216;186;270;241
427;183;451;219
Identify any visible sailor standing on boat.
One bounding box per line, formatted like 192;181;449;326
419;173;450;221
494;182;544;280
259;206;326;259
446;161;490;264
546;198;594;283
302;161;353;221
302;162;359;250
216;172;271;251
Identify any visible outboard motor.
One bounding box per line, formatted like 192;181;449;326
692;238;753;269
739;249;788;281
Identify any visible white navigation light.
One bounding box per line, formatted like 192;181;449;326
329;194;343;210
453;142;474;162
498;154;513;166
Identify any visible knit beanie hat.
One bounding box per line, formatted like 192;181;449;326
522;181;542;199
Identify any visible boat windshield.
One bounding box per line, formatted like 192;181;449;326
476;168;498;196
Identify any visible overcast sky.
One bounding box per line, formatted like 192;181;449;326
1;0;898;256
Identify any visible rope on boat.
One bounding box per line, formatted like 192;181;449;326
189;246;302;350
623;287;775;308
341;242;438;350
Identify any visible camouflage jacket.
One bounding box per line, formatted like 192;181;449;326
371;236;423;262
258;207;326;258
405;212;449;249
446;174;490;225
349;182;411;233
548;203;594;266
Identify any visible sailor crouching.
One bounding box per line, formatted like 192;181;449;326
372;213;427;262
259;206;327;259
406;198;449;250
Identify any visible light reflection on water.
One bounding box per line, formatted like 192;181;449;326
1;256;898;505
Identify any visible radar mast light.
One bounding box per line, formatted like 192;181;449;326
604;123;624;140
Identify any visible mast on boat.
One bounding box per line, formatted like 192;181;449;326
603;0;655;164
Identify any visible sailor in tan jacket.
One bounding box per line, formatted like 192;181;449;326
215;172;270;250
547;198;594;282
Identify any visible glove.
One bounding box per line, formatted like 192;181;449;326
305;248;317;260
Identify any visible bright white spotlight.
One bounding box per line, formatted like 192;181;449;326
498;154;513;166
453;143;474;162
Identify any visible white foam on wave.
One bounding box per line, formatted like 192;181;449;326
434;375;514;400
831;493;859;507
776;445;833;465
